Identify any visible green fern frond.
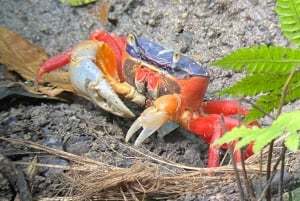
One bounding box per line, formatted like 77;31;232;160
212;46;300;73
215;110;300;153
244;76;300;122
246;94;280;122
218;74;289;96
276;0;300;46
286;81;300;102
212;45;300;122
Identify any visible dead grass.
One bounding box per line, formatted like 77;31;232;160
0;136;269;201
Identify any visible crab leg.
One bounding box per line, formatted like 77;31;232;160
201;100;249;116
126;96;256;167
35;47;73;84
70;40;135;118
189;115;244;167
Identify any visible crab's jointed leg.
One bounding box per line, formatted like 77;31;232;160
126;97;257;167
35;47;73;84
189;114;251;167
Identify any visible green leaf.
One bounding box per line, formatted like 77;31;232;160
210;0;300;157
212;46;300;73
285;133;300;152
214;125;260;147
251;126;283;153
276;0;300;47
60;0;96;6
245;94;280;122
218;74;289;96
214;111;300;153
272;110;300;133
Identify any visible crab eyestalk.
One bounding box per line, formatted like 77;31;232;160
127;34;140;54
171;51;181;69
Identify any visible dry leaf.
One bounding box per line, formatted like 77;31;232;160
0;26;75;96
0;83;66;101
88;0;111;25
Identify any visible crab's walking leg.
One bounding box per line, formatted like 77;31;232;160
201;100;249;116
126;97;257;167
189;115;245;167
190;100;258;167
35;47;73;84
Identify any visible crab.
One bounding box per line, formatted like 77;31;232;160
35;30;257;167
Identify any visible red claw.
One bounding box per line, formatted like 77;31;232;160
36;30;126;85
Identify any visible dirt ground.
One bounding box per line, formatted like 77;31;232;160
0;0;299;200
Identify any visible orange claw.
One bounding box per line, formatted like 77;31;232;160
126;94;185;145
89;30;126;81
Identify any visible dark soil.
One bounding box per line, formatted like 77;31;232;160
0;0;299;200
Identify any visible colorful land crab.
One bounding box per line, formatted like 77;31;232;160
35;30;256;167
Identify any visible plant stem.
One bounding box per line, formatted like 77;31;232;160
220;115;245;201
266;67;298;200
241;97;274;120
258;152;282;201
240;152;256;199
266;140;274;201
278;145;287;201
276;67;299;118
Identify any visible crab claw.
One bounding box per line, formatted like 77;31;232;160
125;107;169;145
126;94;183;145
69;40;135;118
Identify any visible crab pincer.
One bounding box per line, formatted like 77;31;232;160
125;94;182;145
69;40;136;118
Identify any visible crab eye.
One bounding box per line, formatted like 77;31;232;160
171;51;181;69
127;34;140;54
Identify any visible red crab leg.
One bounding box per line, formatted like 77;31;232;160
201;100;249;116
189;114;246;167
126;96;257;167
35;47;73;84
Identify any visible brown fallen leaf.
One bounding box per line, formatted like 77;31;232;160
88;0;111;26
0;26;75;96
0;83;66;102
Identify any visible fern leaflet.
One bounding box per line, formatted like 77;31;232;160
215;110;300;153
276;0;300;47
212;46;300;73
218;74;289;96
